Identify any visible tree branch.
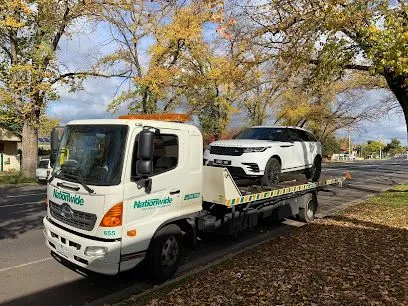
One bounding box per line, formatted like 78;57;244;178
0;45;12;62
52;0;70;51
309;59;371;72
50;70;131;85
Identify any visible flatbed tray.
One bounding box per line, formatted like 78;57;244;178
225;177;345;206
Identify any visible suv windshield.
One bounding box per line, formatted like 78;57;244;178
235;128;289;141
54;125;128;186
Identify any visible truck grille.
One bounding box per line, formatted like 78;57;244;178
210;146;244;156
49;201;97;231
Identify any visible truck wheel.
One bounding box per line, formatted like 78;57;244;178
305;156;322;182
298;194;317;223
149;224;182;282
261;157;281;186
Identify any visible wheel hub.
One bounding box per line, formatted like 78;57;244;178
307;201;315;218
160;236;179;268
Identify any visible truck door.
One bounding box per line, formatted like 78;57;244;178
121;128;186;257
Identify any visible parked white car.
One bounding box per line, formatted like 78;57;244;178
35;158;52;182
204;126;322;185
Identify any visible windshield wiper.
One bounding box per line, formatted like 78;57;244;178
59;172;95;195
47;169;61;184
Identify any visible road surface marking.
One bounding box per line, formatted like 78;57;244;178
3;192;45;198
0;257;52;273
0;201;44;208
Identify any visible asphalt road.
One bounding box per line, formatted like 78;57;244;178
0;158;407;306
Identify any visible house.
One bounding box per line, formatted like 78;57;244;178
38;136;51;150
0;125;21;172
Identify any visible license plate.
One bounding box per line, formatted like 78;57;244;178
56;243;70;258
214;159;231;165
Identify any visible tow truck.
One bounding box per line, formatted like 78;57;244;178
43;114;347;281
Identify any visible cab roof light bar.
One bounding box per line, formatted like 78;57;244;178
118;113;191;122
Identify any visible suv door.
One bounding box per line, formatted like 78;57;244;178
286;128;306;169
272;128;298;171
295;129;317;168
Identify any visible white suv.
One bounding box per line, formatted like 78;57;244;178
204;126;322;186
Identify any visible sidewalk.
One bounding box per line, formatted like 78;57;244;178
121;185;408;306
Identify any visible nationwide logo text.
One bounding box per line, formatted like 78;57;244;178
134;197;173;209
53;189;84;206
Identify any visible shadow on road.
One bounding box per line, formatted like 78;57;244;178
1;218;291;306
1;263;148;306
0;201;46;240
4;215;407;306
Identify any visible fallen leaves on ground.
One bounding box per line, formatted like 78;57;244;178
132;186;408;306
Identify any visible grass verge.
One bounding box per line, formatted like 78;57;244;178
121;184;408;306
0;173;38;184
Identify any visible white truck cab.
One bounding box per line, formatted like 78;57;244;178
44;115;203;278
43;114;345;281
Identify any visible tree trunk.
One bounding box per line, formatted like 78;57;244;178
383;72;408;148
21;121;38;178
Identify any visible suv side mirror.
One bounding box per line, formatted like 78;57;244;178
136;129;155;177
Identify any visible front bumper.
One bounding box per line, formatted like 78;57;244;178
43;216;121;275
204;152;267;176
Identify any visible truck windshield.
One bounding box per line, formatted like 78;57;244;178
54;125;128;186
235;128;288;141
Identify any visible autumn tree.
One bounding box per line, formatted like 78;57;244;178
274;72;389;141
321;135;341;157
107;0;245;140
364;140;385;157
0;107;59;136
244;0;408;139
96;0;180;114
237;58;285;126
0;1;128;177
384;138;405;156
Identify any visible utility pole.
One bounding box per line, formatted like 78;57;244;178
348;131;351;156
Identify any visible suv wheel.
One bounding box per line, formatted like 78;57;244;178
305;156;322;182
261;157;281;186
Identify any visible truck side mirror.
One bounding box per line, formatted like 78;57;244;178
50;126;63;166
51;127;61;151
136;129;155;177
50;151;57;165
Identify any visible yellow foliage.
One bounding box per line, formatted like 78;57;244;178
4;16;24;28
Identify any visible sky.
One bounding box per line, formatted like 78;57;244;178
47;20;408;146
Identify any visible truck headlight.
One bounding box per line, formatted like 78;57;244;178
244;147;269;153
85;246;108;257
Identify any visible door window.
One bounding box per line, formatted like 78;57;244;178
306;132;317;142
295;129;311;142
131;134;179;177
287;129;302;142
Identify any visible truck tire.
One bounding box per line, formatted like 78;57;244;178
261;157;281;186
305;156;322;182
298;194;317;223
149;224;182;282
